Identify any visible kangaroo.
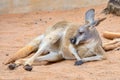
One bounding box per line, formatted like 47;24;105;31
102;31;120;51
5;9;106;71
102;0;120;16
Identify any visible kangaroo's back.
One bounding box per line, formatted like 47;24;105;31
45;21;69;35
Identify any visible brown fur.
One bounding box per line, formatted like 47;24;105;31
103;31;120;51
103;31;120;40
5;21;69;65
5;20;106;65
5;9;106;71
4;45;38;65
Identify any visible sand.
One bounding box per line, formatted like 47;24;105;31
0;4;120;80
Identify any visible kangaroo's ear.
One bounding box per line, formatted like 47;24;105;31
94;17;106;26
85;9;95;24
87;17;106;28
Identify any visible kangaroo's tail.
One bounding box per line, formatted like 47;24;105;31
4;35;43;65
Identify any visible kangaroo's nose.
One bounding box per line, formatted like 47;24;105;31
70;37;76;44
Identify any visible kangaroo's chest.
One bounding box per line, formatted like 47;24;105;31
76;42;97;58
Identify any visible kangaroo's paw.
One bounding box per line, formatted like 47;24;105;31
74;60;84;66
23;64;33;71
8;63;18;70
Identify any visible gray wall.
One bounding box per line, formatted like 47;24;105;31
0;0;108;14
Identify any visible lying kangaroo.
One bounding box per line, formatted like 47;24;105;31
102;0;120;16
5;9;106;71
103;31;120;51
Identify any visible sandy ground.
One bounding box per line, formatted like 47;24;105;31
0;4;120;80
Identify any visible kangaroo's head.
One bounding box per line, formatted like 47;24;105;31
70;9;106;45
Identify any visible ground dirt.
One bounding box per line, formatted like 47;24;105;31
0;4;120;80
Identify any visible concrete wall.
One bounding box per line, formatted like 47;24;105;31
0;0;108;14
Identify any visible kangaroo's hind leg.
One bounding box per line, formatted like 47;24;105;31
35;52;63;62
23;31;63;70
103;38;120;51
8;58;28;70
7;35;44;70
24;52;63;71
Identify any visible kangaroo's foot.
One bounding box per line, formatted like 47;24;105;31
74;60;84;66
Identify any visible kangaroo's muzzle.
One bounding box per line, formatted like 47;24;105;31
70;37;76;44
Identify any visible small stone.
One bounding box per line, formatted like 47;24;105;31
40;19;42;21
35;22;37;24
49;18;52;20
5;54;9;56
45;21;47;23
